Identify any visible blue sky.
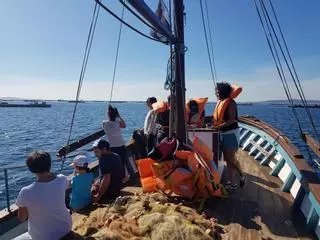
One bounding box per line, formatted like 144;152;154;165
0;0;319;101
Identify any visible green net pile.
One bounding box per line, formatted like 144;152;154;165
72;192;225;240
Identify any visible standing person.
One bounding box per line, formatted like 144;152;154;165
103;105;135;182
213;82;246;190
69;154;93;211
156;96;171;142
15;151;72;240
144;97;158;152
90;139;124;202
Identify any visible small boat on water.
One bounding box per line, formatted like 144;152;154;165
67;100;86;103
0;101;51;108
290;104;320;109
238;102;254;106
1;0;320;239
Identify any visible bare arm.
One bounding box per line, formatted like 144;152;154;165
199;111;205;128
17;207;28;222
93;174;110;202
119;117;126;128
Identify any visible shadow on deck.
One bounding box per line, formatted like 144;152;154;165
202;150;315;240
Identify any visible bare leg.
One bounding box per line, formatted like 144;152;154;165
223;149;243;184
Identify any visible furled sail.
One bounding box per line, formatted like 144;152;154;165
151;0;171;42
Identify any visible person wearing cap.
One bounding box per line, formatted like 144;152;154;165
69;154;93;211
90;139;123;202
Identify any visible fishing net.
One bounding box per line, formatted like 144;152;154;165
72;192;225;240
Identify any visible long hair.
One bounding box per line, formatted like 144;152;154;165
188;100;199;123
108;105;117;121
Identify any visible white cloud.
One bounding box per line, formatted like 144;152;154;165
0;66;319;101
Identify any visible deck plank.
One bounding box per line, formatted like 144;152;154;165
71;149;315;240
233;150;315;240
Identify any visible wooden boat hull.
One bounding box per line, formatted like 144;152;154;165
1;116;319;239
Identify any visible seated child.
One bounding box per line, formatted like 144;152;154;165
69;154;93;211
15;151;72;240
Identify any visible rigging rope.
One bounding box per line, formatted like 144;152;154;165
254;0;319;168
268;0;311;110
60;2;100;172
95;0;168;44
261;0;319;141
109;5;125;104
253;0;304;135
204;0;218;82
260;0;319;139
199;0;216;87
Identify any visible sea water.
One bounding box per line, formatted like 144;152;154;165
0;102;319;209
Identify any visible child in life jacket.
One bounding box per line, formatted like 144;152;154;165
69;154;93;211
187;100;206;128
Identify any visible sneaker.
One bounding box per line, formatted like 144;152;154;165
240;175;247;188
225;181;238;191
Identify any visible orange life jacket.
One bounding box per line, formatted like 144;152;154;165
185;97;208;128
152;101;168;113
136;137;223;199
136;158;158;193
213;85;242;127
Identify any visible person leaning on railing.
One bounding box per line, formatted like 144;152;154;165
103;105;135;183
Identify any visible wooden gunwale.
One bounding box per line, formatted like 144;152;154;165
239;116;320;205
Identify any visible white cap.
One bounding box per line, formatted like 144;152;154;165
91;139;100;149
88;139;110;151
70;154;90;168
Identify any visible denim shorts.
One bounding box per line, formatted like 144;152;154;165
220;129;240;150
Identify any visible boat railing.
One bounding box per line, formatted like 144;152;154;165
0;139;136;216
0;155;78;213
0;165;28;213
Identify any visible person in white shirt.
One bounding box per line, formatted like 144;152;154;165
15;151;72;240
144;97;158;152
103;105;135;182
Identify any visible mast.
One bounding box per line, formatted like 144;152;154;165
125;0;186;142
173;0;186;142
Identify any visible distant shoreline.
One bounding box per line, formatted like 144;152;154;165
1;97;320;105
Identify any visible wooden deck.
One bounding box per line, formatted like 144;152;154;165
71;149;316;240
203;150;315;240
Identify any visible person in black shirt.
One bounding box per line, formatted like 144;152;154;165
156;96;171;142
89;139;123;202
